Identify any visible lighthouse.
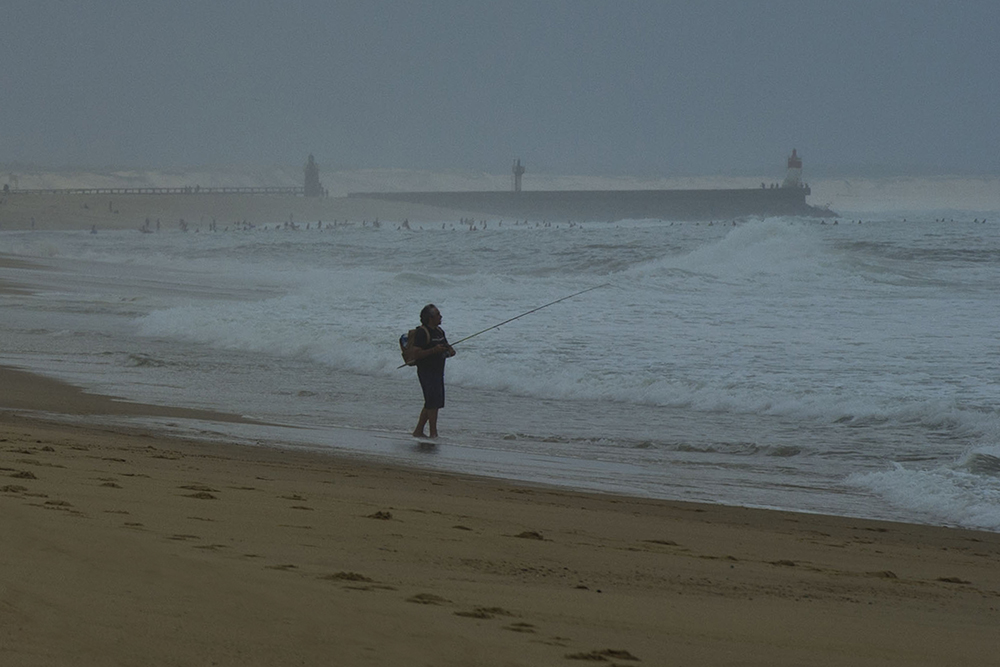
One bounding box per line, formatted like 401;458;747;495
304;154;323;197
782;149;803;188
512;159;525;192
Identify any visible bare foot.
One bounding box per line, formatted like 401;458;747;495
412;430;426;438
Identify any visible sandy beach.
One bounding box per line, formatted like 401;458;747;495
1;364;998;666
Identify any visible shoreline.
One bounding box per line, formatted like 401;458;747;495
2;365;999;664
0;365;268;423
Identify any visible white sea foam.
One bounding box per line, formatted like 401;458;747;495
115;219;999;444
848;450;1000;531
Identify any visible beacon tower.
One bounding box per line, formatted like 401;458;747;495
512;159;525;192
782;149;803;188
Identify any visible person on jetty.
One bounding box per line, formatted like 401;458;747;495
409;304;455;439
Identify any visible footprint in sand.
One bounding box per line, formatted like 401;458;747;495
512;531;545;540
320;573;397;592
179;484;219;500
565;648;641;662
406;593;450;605
16;457;64;469
642;538;680;547
867;570;898;579
320;572;374;583
503;622;537;634
38;500;83;516
454;606;516;620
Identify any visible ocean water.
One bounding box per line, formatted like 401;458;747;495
3;209;1000;531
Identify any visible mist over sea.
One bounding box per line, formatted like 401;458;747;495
2;169;1000;531
8;165;1000;214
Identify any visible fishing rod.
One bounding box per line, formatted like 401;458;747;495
449;283;610;347
398;283;610;368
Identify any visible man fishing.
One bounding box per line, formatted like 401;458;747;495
409;304;455;438
401;285;608;438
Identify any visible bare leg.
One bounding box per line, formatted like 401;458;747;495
426;408;439;438
413;408;429;438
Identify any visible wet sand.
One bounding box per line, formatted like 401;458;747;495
1;365;998;666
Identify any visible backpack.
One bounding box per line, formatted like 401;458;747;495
399;325;430;366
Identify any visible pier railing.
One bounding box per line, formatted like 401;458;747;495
5;186;306;196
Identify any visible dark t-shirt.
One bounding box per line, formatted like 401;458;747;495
413;326;449;373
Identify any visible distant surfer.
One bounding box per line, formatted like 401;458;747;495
409;304;456;439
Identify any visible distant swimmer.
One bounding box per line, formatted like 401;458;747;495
406;304;455;439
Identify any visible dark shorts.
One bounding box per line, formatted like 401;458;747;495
417;367;445;410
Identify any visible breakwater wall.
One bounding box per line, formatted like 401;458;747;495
348;186;830;221
6;186;305;196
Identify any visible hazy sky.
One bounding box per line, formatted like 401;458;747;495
3;1;998;176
